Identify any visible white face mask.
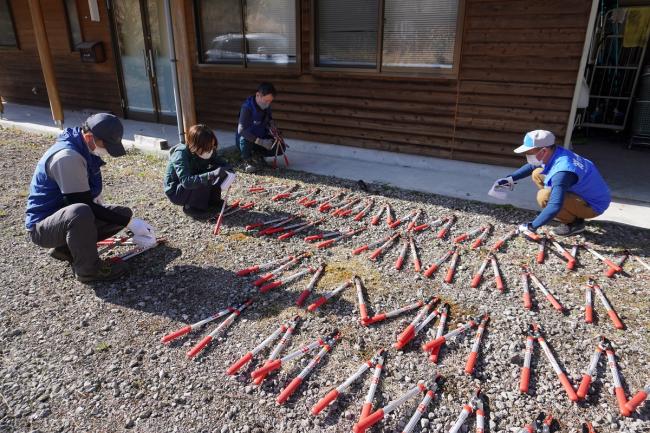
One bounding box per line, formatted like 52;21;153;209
90;138;111;158
526;148;546;166
198;149;213;160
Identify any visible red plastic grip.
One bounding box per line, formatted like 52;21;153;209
272;193;290;201
353;409;384;433
278;231;295;240
547;294;564;311
625;390;648;413
471;238;482;249
523;292;532;310
422;336;445;352
277;377;303;404
519;367;531;393
608;310;624;330
388;219;401;229
371;216;380;225
423;263;438;277
359;304;369;321
296;290;311;306
307;296;327;312
412;223;429;232
251;359;281;378
616;387;631;416
317;239;336;249
319;203;332;212
436;228;448;239
492;240;505;251
495;276;504;292
470;274;482;288
464;351;478;374
260;280;282;293
186;335;212;359
237;266;259;276
311;389;339;415
360;402;373;420
576;374;592;400
525;231;541;241
226;352;253;375
353;245;369;255
413;259;421;272
304;234;323;242
453;234;467;243
245;223;263;231
303;199;317;207
567;259;576;270
585;305;593;323
365;313;386;325
353;212;365;221
536;250;545;264
253;273;274;286
606;266;617;278
395;325;415;349
369;248;383;260
429;346;441;363
444;266;455;283
264;227;285;235
558;373;578;401
604;259;622;273
395;257;404;270
161;325;192;344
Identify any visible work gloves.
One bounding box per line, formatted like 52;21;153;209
128;218;157;248
207;167;228;184
518;223;535;234
255;137;275;150
493;176;515;191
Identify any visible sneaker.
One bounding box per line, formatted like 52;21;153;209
182;205;214;220
244;162;258;173
49;246;73;263
552;219;586;237
76;259;128;283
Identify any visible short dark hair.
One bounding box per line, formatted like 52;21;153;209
186;124;217;154
257;82;276;97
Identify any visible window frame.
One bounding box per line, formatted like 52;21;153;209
63;0;84;52
310;0;465;79
193;0;302;72
0;0;19;49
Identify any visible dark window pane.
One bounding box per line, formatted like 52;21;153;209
199;0;244;64
65;0;83;50
316;0;378;68
382;0;458;69
0;0;17;47
245;0;296;65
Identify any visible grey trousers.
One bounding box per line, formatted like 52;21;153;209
29;203;132;276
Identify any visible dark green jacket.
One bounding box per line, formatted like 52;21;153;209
164;144;232;194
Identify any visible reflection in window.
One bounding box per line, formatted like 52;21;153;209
0;0;18;47
64;0;84;50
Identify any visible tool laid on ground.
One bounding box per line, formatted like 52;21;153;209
320;193;352;213
161;304;238;344
352;377;438;433
353;233;394;255
307;280;353;312
631;254;650;272
411;215;444;233
277;218;325;240
519;325;536;394
257;214;303;235
271;184;299;201
358;348;386;427
316;226;367;249
394;296;439;350
448;389;484;433
444;248;461;283
524;269;565;312
422;315;479;355
259;266;316;293
371;203;387;225
576;336;608;400
304;190;343;209
465;314;489;375
185;299;253;359
385;203;395;226
354;276;369;323
363;300;425;326
248;184;286;194
470;253;504;292
236;255;294;276
401;376;442;433
369;232;401;260
304;230;342;242
276;332;340;405
297;188;320;205
536;237;547;264
108;238;166;263
296;263;325;306
97;236;133;246
253;316;300;385
530;324;578;402
253;252;310;286
353;198;374;221
436;215;456;239
245;215;295;232
605;251;628;278
331;196;361;216
222;201;254;217
394;233;421;272
423;249;454;278
605;342;631;416
518;225;542;242
388;209;418;229
544;233;577;270
582;245;623;277
453;224;491;246
518;413;554;433
470;224;492;249
583;280;625;329
625;384;650;414
213;184;233;235
311;349;385;415
428;303;448;363
490;229;517;252
226;320;291;375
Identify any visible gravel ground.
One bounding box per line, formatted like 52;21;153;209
0;126;649;433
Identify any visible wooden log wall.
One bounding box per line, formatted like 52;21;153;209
0;0;122;116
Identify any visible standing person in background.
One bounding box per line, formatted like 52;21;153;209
236;82;283;173
165;124;236;220
492;130;611;236
25;113;157;283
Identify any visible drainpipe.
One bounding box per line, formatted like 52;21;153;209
564;0;599;149
163;0;185;143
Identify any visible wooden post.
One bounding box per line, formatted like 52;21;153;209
171;0;197;134
28;0;64;128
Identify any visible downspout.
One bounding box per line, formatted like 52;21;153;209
564;0;599;149
163;0;185;143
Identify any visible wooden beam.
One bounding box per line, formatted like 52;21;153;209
27;0;63;127
171;0;196;133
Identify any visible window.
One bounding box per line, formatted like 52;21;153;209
0;0;18;47
64;0;83;50
196;0;297;66
315;0;460;73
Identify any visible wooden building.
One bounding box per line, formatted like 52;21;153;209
0;0;593;166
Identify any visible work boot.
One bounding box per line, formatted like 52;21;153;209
182;205;214;220
76;259;128;283
552;219;586;237
244;160;258;173
49;246;73;263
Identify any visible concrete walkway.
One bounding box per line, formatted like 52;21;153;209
2;102;648;229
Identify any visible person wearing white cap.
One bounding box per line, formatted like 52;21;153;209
25;113;157;282
492;130;611;236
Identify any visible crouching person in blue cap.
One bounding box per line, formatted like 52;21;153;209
164;124;236;220
25;113;157;283
492;130;611;237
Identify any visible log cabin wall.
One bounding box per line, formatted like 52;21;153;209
188;0;590;167
0;0;122;115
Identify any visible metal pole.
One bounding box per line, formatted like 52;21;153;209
163;0;185;143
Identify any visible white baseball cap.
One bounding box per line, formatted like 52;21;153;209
514;130;555;153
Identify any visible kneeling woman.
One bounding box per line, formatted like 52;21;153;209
164;124;236;219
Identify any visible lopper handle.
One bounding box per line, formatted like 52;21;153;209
471;238;482;249
395;256;404;270
576;374;592;400
272;193;290;201
413;258;421;272
296;290;311;306
307;296;328;312
495;275;504;292
523;292;532;310
264;227;285;235
603;259;622;273
186;336;212;359
464;351;478;375
317;239;336;249
388;219;401;229
260;280;283;293
422;336;445;352
353;409;384;433
304;234;323;242
606;266;618;278
625;390;648;414
412;223;429;232
547;294;564;311
453;234;467;243
303;199;317;207
226;352;253;375
395;325;415;349
245;223;263;231
369;248;383;260
277;231;295;240
353;211;366;221
365;313;386;325
585;305;593;323
616;387;631;416
353;245;369;255
237;265;259;276
312;389;339;415
253;274;274;287
359;304;369;321
536;249;545;264
319;203;332;212
277;377;303;404
519;367;531;393
567;259;577;270
525;231;541;241
161;325;192;344
429;346;441;363
436;227;449;239
470;274;482;288
608;310;625;330
558;373;578;401
251;359;281;379
492;240;504;251
423;263;438;277
360;402;373;420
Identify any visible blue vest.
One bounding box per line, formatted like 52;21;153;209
235;95;272;144
25;127;104;230
541;147;611;214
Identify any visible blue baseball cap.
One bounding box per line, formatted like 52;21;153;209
85;113;126;157
514;130;555;153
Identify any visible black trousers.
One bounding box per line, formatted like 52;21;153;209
166;183;223;210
